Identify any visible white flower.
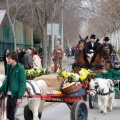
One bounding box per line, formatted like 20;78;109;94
67;72;71;76
79;71;85;75
74;73;80;81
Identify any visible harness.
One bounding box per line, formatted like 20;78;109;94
26;80;42;97
91;65;104;70
72;62;89;69
95;81;114;96
90;80;114;96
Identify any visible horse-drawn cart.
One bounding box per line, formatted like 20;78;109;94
24;86;89;120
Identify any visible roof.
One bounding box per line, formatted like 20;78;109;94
0;10;7;26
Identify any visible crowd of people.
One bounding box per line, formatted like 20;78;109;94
3;47;43;75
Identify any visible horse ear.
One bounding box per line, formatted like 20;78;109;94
79;34;82;40
85;36;88;41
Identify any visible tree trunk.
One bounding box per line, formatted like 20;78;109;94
48;35;52;70
12;24;17;51
42;25;47;68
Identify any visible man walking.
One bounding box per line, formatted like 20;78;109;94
52;40;64;72
0;51;26;120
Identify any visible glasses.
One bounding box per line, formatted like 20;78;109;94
114;63;120;65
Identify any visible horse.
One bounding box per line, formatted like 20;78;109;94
72;35;90;73
89;78;115;114
0;75;6;120
90;44;112;74
0;74;48;120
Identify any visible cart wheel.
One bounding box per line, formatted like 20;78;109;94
70;100;79;120
24;105;32;120
24;105;42;120
70;100;88;120
89;94;95;109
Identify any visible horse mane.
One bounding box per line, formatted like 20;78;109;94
91;44;104;64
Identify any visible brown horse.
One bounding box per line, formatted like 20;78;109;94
90;45;112;74
72;35;90;73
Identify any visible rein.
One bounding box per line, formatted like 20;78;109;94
90;65;104;70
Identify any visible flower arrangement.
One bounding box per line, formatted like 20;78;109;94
26;68;50;80
57;68;94;87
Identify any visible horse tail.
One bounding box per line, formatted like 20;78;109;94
36;80;47;113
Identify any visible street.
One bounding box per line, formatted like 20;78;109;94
17;98;120;120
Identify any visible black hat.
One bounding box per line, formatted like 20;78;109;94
104;37;110;41
90;34;96;39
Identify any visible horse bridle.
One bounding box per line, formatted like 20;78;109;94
94;81;114;95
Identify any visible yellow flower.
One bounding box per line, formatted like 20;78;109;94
71;73;75;77
62;71;67;77
81;68;89;75
64;74;68;78
56;91;62;94
79;73;87;81
36;69;41;74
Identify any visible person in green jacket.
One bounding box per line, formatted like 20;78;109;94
109;60;120;90
0;51;26;120
96;66;112;79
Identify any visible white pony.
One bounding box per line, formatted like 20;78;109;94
0;74;48;120
89;78;116;114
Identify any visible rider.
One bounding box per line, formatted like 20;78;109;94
102;37;113;54
87;34;101;58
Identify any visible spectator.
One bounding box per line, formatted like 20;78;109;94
16;47;21;63
52;40;64;72
39;46;43;55
19;48;26;64
22;49;33;69
3;49;9;75
33;50;42;69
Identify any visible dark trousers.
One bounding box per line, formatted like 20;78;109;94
7;95;17;120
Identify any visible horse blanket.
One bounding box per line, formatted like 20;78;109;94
33;75;63;91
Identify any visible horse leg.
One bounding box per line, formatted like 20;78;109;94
98;96;103;113
29;99;40;120
109;94;115;112
103;96;108;114
109;97;113;112
0;97;7;120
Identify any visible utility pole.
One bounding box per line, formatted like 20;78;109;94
61;0;64;49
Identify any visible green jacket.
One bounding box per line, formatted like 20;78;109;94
0;63;26;99
96;71;112;79
109;68;120;81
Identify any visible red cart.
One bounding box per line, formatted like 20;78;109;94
24;86;90;120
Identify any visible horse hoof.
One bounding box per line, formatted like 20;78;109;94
101;111;103;113
109;109;112;112
103;112;107;115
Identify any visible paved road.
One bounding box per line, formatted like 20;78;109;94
17;98;120;120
